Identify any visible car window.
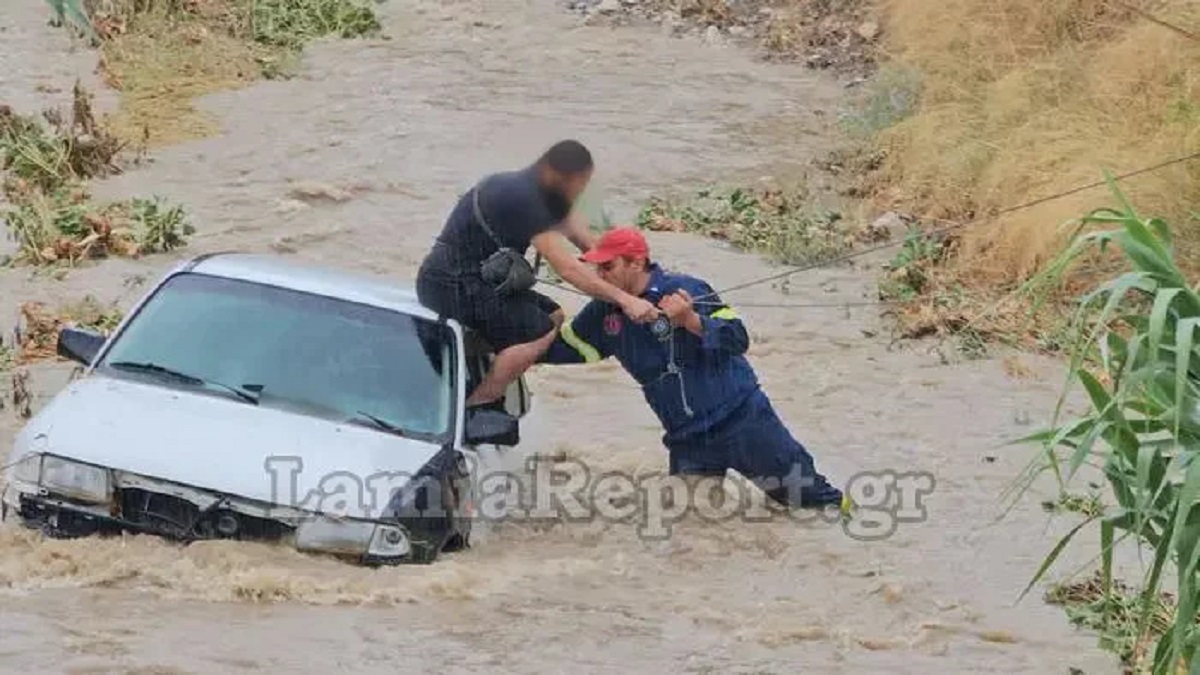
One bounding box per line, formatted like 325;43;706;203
97;272;456;440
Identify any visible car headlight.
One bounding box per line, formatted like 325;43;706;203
9;454;42;485
39;455;111;504
367;524;410;558
293;518;411;560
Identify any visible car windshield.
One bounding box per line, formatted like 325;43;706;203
96;271;457;442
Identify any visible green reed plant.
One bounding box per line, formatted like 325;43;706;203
1008;173;1199;674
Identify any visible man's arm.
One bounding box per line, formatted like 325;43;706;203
530;230;658;323
561;210;596;253
538;302;612;365
658;280;750;356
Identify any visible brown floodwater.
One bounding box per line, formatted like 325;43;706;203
0;0;1131;672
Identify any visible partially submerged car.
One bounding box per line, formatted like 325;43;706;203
0;252;532;565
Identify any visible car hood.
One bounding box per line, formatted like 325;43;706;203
19;373;449;520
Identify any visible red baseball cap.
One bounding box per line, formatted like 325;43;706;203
580;226;649;264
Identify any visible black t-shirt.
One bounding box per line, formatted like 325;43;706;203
422;166;572;278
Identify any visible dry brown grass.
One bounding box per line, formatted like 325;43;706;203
93;0;270;145
869;0;1200;288
73;0;383;147
89;0;280;146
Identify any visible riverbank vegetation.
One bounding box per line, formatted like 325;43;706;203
1012;182;1198;673
854;0;1200;352
47;0;385;145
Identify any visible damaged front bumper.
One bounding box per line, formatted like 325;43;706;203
0;453;452;566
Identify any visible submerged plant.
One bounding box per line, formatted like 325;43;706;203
0;85;192;266
250;0;384;51
635;184;851;266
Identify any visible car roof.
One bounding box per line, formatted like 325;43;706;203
178;252;441;322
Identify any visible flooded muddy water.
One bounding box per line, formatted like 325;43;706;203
1;0;1125;672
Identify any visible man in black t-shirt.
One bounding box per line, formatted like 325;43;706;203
416;140;659;408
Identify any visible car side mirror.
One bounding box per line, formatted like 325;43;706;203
464;407;520;447
57;326;106;366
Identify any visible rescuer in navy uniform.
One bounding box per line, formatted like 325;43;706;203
538;226;848;513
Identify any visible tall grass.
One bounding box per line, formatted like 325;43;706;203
871;0;1200;284
1010;177;1199;673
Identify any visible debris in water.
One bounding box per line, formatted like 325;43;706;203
857;636;904;650
977;629;1018;644
758;625;829;647
273;198;311;214
287;181;360;204
11;368;31;418
880;583;904;604
14;297;123;364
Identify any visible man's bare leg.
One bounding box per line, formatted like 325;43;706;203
466;327;559;407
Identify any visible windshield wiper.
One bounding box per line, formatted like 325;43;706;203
107;361;261;405
348;411;410;437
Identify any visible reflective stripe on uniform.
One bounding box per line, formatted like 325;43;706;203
710;307;738;320
561;323;601;363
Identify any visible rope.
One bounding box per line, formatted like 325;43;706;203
536;150;1199;314
535;271;883;309
534;273;880;309
693;299;880;309
689;150;1200;303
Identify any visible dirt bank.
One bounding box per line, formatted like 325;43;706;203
856;0;1200;348
0;0;1129;672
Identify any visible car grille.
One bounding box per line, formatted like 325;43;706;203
118;488;294;542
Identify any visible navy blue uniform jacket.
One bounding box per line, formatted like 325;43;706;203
539;264;760;444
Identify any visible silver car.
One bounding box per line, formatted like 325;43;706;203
1;252;532;565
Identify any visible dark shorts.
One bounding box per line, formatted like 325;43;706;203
416;263;561;353
666;390;843;508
